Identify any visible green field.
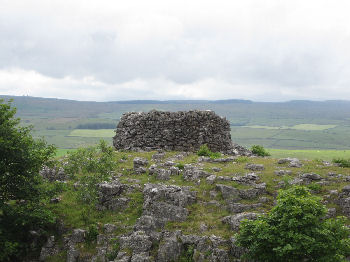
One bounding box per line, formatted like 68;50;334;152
68;129;115;138
268;149;350;160
244;124;337;131
5;95;350;152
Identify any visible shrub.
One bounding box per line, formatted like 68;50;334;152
251;145;270;157
333;158;350;168
63;140;116;176
175;163;185;170
0;99;56;261
197;144;221;159
86;224;99;243
63;140;117;205
236;186;350;261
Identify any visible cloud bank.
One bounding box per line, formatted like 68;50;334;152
1;0;350;101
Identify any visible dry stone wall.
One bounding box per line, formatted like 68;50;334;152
113;110;236;153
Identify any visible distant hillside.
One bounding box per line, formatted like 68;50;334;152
2;95;350;150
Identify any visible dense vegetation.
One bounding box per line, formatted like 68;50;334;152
236;186;350;261
0;100;56;261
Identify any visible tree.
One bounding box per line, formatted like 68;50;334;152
0;99;56;261
236;186;350;261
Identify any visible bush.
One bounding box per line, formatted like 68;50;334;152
63;140;117;205
197;144;221;159
251;145;270;157
175;163;185;170
0;99;56;261
63;140;116;176
236;186;350;261
333;158;350;168
86;224;99;243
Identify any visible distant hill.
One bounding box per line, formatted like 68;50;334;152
2;95;350;150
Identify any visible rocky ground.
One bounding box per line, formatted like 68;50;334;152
39;151;350;262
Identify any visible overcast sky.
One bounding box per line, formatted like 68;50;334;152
1;0;350;101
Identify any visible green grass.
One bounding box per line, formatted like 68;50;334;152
56;148;76;157
68;129;115;138
243;124;337;131
268;149;350;160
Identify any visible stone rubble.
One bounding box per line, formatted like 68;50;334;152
113;110;250;155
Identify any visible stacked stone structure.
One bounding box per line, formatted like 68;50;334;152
113;110;236;153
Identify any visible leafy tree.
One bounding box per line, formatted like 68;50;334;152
236;186;350;262
0;99;56;261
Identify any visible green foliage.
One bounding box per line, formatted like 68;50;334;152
106;238;120;261
63;140;116;176
333;158;350;168
86;224;99;243
175;163;185;170
236;186;350;262
235;156;249;163
307;182;322;193
0;99;56;261
197;144;221;159
179;244;195;262
63;141;117;206
251;145;271;157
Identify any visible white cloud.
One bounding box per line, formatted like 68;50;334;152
1;0;350;101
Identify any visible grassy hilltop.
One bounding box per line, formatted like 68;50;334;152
42;146;350;261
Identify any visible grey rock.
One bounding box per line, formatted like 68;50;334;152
70;229;86;243
278;158;302;167
39;236;59;261
238;183;266;199
142;184;196;226
113;110;249;155
115;252;131;262
325;208;337;218
134;167;147;174
164;160;176;167
230;237;247;259
183;168;212;181
134;215;157;234
301;173;322;181
245;163;264;171
104;223;117;233
278;158;299;164
155;169;171;180
131;252;152;262
97;180;129;211
274;170;292;176
148;164;158;175
152;152;165;160
40;165;67;181
199;223;208;233
119;231;152;253
231;173;260;185
67;245;79;262
170;166;180;175
157;231;183;262
206;175;217;184
222;212;259;231
216;184;240;200
212;167;222;172
133;157;149;168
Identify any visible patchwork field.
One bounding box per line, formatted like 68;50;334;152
244;124;337;130
68;129;115;138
